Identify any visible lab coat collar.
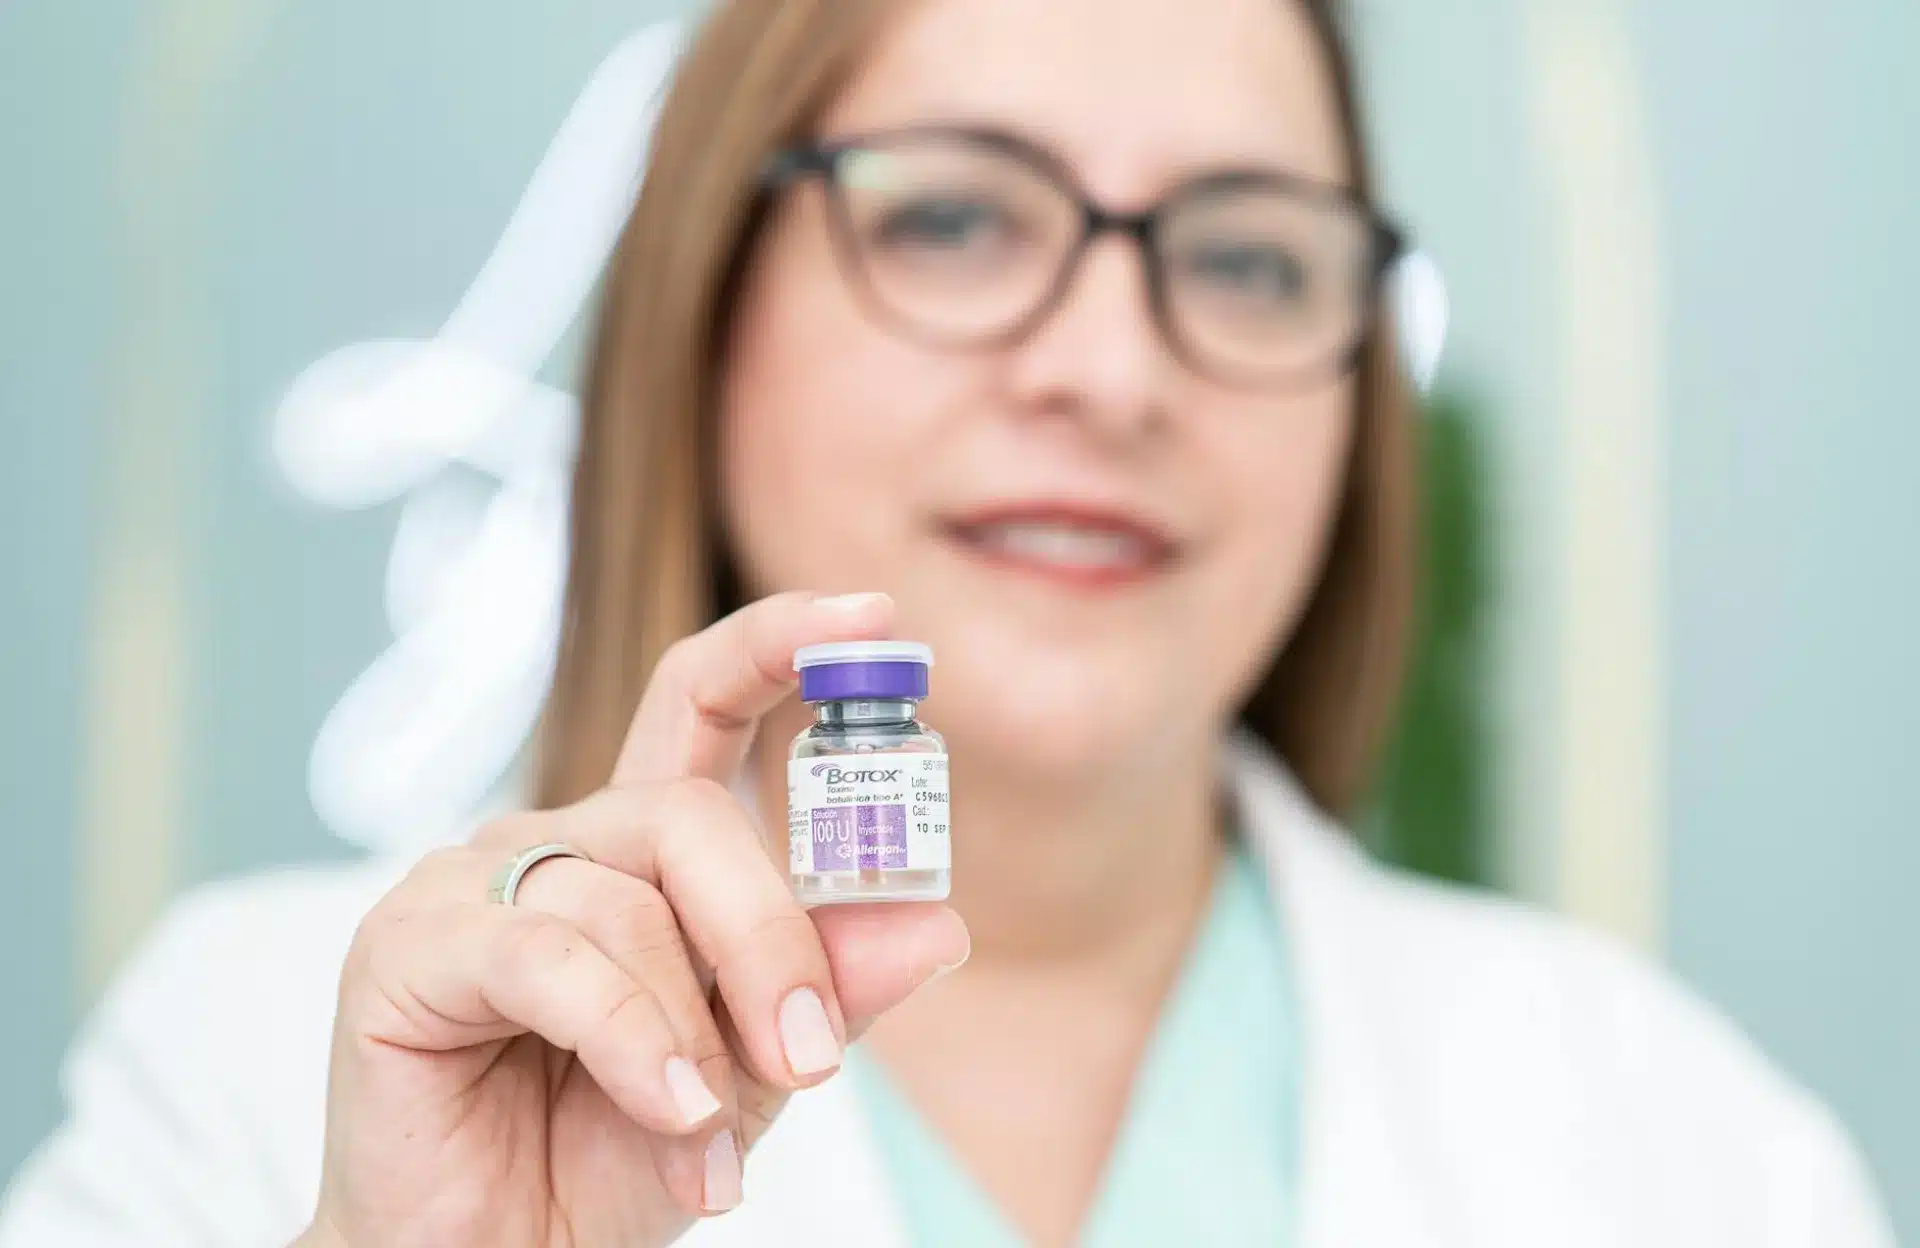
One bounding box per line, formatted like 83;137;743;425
704;736;1437;1247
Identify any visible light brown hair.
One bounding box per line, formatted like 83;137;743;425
536;0;1415;816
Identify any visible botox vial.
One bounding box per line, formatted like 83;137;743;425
788;641;950;905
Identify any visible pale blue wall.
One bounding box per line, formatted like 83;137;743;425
1642;0;1920;1230
0;0;129;1178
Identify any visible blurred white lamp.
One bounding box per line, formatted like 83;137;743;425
1393;248;1450;394
272;21;684;853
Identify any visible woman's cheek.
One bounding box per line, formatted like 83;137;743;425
1203;419;1352;694
721;398;921;598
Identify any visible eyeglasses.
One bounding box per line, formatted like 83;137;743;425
762;126;1406;391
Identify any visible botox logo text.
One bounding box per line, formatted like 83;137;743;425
810;762;903;786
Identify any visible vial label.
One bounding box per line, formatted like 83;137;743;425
788;754;950;875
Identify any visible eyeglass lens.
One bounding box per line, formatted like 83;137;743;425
823;133;1381;385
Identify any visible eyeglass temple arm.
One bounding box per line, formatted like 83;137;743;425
1374;220;1410;277
761;145;837;187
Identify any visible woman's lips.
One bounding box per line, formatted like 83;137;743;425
940;504;1180;590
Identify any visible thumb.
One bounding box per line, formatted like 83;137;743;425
814;903;970;1037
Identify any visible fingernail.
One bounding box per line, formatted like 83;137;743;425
778;986;842;1077
702;1129;742;1212
927;953;970;986
664;1056;721;1128
813;592;889;615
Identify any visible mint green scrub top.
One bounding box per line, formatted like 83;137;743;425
846;847;1301;1246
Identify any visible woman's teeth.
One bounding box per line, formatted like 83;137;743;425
967;522;1154;570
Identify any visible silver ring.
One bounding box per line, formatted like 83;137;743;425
487;842;593;906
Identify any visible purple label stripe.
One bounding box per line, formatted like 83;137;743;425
810;804;907;872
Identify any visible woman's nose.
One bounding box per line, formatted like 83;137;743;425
1004;234;1176;443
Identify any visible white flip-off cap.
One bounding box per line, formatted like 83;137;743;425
793;640;934;671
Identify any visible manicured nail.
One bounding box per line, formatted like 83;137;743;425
664;1056;721;1128
813;592;890;615
703;1129;742;1212
778;986;842;1077
920;937;972;993
927;952;970;987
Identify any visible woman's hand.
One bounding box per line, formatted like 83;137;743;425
300;592;970;1248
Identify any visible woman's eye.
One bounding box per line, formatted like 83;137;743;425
871;196;1014;249
1183;242;1310;303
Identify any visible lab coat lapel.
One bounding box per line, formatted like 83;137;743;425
726;1074;909;1246
1227;737;1456;1248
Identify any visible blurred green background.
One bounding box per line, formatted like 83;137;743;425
2;0;1914;1237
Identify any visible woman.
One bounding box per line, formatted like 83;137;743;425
0;0;1894;1244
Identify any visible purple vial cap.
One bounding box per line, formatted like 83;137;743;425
793;640;933;703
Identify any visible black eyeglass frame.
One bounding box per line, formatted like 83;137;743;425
761;125;1409;391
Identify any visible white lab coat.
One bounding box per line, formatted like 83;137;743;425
0;741;1896;1247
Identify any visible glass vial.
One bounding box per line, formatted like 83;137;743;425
788;641;950;905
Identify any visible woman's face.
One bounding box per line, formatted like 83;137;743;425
720;0;1358;778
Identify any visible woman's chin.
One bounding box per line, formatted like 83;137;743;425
921;660;1192;787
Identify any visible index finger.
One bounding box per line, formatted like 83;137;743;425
612;591;895;786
